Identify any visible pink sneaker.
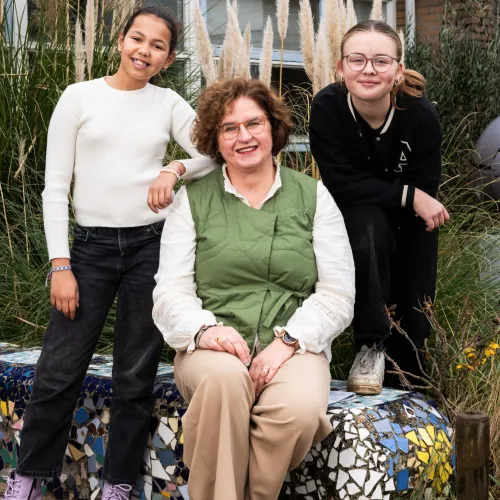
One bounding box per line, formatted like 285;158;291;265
101;483;132;500
2;472;42;500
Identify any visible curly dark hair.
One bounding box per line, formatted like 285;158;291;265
191;78;293;164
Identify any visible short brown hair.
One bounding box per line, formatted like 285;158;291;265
191;78;293;164
341;20;426;107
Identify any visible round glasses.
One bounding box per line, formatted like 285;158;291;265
217;115;267;140
344;53;399;73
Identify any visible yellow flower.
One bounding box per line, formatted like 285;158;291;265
464;347;475;354
488;342;499;350
466;352;476;359
456;364;474;371
484;348;496;357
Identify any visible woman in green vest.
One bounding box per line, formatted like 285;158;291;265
152;78;355;500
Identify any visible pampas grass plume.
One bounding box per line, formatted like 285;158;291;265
259;16;274;87
346;0;357;30
370;0;383;21
193;0;216;84
235;22;252;78
399;29;406;65
85;0;96;78
275;0;289;41
298;0;315;83
74;17;86;82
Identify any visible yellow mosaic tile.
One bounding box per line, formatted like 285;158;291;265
8;401;15;415
417;451;430;464
179;432;184;445
405;431;419;446
426;425;436;440
445;462;453;474
0;401;7;415
407;457;417;467
428;465;436;480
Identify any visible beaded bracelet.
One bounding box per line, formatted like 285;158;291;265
45;265;72;286
160;166;181;181
195;324;216;349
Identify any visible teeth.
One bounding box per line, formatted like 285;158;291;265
133;59;148;67
238;147;256;153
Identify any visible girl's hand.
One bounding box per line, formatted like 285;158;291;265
147;161;185;214
50;269;79;320
198;325;251;366
413;188;450;232
249;339;296;396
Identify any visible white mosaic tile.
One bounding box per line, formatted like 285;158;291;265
359;428;370;441
348;468;367;487
372;485;383;500
339;488;347;499
385;478;395;491
337;470;349;489
328;449;338;469
364;471;384;496
346;483;360;495
356;444;367;458
339;448;356;467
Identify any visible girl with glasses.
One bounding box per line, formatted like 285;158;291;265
310;20;449;395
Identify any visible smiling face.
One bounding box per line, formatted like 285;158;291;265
117;14;176;85
216;97;274;173
338;31;403;103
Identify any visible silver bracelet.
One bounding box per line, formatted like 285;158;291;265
160;166;181;181
45;265;72;286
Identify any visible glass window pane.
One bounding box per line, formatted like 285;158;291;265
353;0;387;23
207;0;319;52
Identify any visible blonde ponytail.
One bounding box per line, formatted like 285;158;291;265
391;68;426;107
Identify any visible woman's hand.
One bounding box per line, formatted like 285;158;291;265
413;188;450;232
249;339;296;396
50;267;79;320
198;325;251;365
147;161;185;214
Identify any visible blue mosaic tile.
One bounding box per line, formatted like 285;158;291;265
396;468;409;491
372;418;392;434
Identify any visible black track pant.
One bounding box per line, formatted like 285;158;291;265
341;204;439;388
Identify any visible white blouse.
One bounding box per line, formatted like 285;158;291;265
152;166;356;362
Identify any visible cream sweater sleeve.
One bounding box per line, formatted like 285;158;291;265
42;85;80;260
166;90;219;180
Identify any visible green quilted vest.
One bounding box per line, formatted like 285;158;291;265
186;167;318;348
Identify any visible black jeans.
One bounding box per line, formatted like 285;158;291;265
341;205;438;387
17;222;164;484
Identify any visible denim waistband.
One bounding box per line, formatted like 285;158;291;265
74;220;165;236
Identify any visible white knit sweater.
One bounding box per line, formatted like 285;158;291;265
42;77;216;260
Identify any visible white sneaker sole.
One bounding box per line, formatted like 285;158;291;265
347;381;382;395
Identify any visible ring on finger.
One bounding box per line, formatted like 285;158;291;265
216;336;225;344
261;367;269;374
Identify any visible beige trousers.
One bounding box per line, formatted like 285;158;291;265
174;349;332;500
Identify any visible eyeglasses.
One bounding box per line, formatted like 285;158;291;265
217;115;267;140
344;53;399;73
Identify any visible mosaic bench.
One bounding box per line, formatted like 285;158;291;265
0;343;454;500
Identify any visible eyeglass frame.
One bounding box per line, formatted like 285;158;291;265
216;115;268;140
343;53;400;73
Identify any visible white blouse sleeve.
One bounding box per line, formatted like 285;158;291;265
152;186;218;351
280;181;355;355
167;92;219;180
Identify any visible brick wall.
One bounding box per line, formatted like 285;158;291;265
396;0;498;45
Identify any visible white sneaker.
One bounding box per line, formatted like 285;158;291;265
347;345;384;395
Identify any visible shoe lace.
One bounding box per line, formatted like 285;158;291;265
356;345;381;374
106;484;132;500
3;477;21;499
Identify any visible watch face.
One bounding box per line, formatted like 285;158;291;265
283;332;297;344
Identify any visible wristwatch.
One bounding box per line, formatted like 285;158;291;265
276;329;299;348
